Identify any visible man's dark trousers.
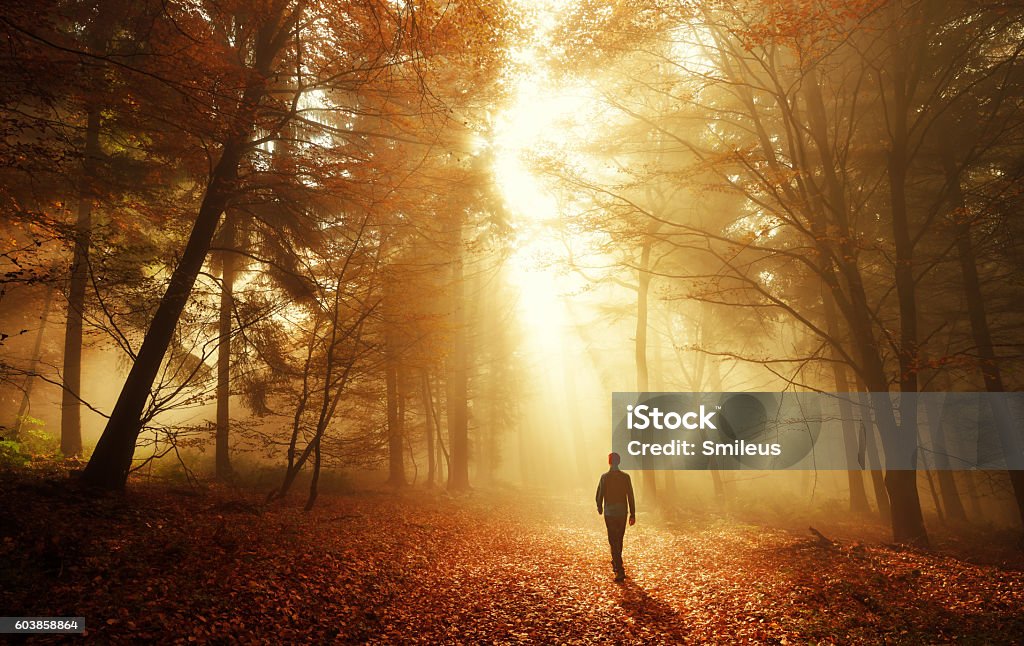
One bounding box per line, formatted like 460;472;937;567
605;514;627;575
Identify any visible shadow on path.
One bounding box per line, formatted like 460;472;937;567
616;579;689;640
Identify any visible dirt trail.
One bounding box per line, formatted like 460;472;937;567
358;493;1024;644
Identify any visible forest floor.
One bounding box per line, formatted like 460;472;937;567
3;469;1024;644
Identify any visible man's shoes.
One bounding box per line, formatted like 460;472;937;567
614;571;626;582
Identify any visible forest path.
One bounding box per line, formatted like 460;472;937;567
350;490;1024;644
4;477;1024;644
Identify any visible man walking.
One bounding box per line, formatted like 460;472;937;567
595;452;636;582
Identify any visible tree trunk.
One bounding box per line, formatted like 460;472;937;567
962;471;983;520
422;370;436;486
305;434;322;511
834;177;926;544
517;412;529;486
856;388;891;522
923;390;967;522
386;359;406;486
937;463;968;524
652;334;677;501
636;235;656;501
884;469;927;544
446;250;470;491
561;342;589;485
837;387;871;515
15;288;55;438
924;468;945;523
215;218;236;481
429;370;450;482
484;372;498;486
882;3;928;548
61;103;100;458
821;284;871;514
708;356;725;498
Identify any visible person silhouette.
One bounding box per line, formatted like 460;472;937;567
595;452;636;582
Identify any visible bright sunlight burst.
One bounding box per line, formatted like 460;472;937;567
492;1;598;223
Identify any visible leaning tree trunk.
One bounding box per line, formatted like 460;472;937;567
81;139;246;490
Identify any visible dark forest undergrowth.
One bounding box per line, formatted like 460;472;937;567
2;468;1023;645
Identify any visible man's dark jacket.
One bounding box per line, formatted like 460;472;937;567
596;467;636;517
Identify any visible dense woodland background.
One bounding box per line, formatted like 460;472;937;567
3;0;1024;641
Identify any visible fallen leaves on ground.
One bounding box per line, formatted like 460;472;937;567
2;473;1023;644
